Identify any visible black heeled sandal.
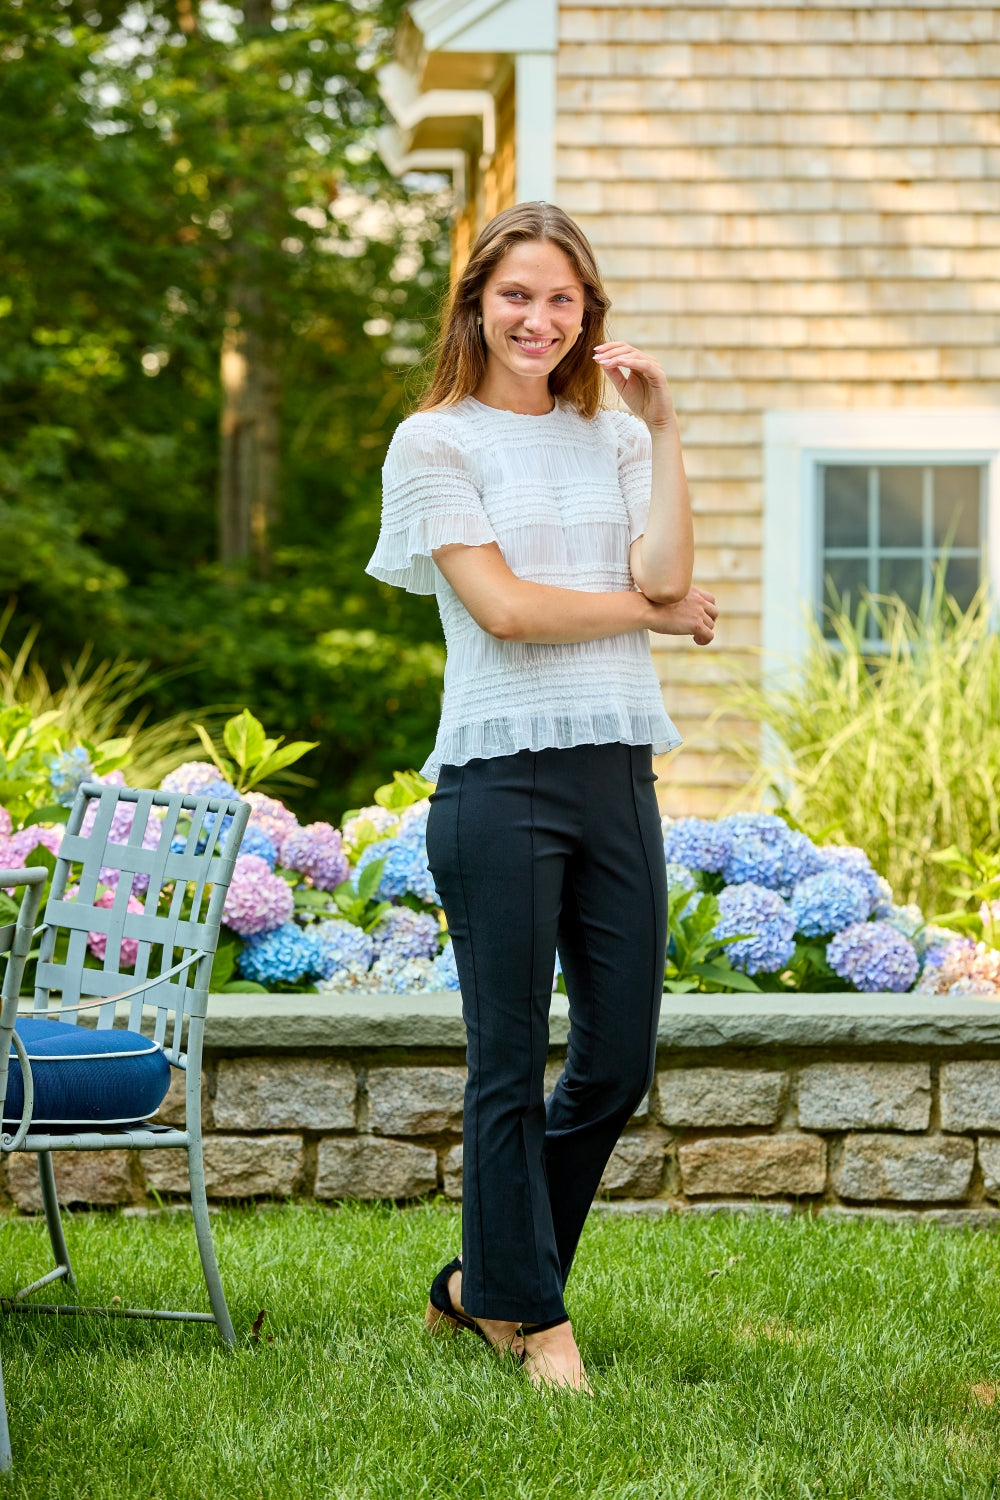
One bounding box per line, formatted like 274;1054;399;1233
425;1256;520;1355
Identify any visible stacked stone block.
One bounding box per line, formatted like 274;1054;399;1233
6;1044;1000;1221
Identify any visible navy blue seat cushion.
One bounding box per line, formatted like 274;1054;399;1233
2;1019;172;1129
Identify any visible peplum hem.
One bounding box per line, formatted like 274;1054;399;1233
421;706;682;782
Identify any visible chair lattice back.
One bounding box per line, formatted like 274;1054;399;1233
34;783;250;1060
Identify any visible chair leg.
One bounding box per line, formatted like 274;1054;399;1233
0;1350;12;1472
187;1141;235;1347
37;1153;76;1292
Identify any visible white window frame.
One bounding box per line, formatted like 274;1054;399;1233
762;409;1000;670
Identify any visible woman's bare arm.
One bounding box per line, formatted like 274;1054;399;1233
432;542;718;646
593;342;694;605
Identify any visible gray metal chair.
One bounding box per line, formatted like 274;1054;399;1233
0;782;250;1471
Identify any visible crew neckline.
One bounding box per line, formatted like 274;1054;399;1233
467;395;561;418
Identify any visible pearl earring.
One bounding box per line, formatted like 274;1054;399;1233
476;316;483;326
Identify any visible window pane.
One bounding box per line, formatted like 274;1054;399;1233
944;556;981;613
933;466;981;548
822;557;869;627
878;466;923;547
823;466;868;547
879;556;925;610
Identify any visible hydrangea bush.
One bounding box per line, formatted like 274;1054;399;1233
2;720;997;998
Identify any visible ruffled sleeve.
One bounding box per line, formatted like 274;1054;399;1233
366;415;499;595
607;409;652;542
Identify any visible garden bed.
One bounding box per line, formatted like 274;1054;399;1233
7;991;1000;1224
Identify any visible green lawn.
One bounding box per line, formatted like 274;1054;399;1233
1;1203;999;1498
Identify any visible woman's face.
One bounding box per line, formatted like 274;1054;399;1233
478;239;585;385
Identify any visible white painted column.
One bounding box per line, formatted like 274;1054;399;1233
515;51;556;204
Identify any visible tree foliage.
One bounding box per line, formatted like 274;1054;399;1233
1;0;449;816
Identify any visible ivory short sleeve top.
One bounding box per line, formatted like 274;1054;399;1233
366;396;682;780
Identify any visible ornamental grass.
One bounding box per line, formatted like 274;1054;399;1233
724;579;1000;912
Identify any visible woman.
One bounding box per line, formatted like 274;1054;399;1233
367;203;717;1390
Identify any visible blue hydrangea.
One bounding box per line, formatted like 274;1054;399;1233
238;825;277;869
811;846;881;914
371;906;440;964
872;875;895;918
826;920;919;993
48;747;96;807
356;837;439;904
237;922;315;985
718;813;820;898
397;800;430;845
662;817;730;873
369;955;437;994
424;941;461;992
192;779;242;850
790;871;871;938
713;881;797;975
309;918;374;980
666;862;698;897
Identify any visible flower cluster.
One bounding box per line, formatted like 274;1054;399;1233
281;822;350;892
915;937;1000;997
356;832;438;904
48;747;96;808
827;921;920;993
371;906;440;965
222;854;294;936
87;888;145;969
713;882;797;975
238;922;316;986
244;791;300;860
790;871;870;938
161;762;229;796
662;817;729;873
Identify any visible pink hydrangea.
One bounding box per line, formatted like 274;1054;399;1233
87;888;145;969
160;761;227;796
80;795;164;895
2;824;64;866
223;853;294;936
244;791;300;860
0;808;11;840
916;937;1000;996
280;822;350;891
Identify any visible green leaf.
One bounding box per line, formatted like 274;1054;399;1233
191;723;234;783
249;741;319;786
689;961;762;993
209;939;237;991
361;900;392;932
25;846;56;876
223;709;267;771
220;980;268;994
21;804;71;828
356;856;385;904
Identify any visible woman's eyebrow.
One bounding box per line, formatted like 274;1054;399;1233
494;281;581;293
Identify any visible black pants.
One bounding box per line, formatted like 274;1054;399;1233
425;742;667;1324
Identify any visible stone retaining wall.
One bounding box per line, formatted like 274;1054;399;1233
7;994;1000;1223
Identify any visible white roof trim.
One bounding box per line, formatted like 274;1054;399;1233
410;0;555;54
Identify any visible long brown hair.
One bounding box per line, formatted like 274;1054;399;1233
419;203;611;420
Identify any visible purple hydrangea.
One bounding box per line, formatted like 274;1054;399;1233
2;823;64;867
281;821;350;892
244;791;301;861
370;906;440;964
222;853;294;936
238;825;277;869
713;881;797;975
238;922;316;985
826;920;919;993
811;846;881;914
719;813;821;898
160;762;227;796
48;747;96;807
790;871;871;938
662;817;730;873
79;795;164;895
356;837;439;904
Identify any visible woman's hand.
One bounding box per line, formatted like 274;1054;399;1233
593;342;675;430
645;586;718;646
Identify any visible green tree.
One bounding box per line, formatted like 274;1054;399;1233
1;0;449;813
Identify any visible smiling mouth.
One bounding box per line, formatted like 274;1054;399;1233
511;336;558;350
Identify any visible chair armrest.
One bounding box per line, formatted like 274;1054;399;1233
0;869;47;1150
